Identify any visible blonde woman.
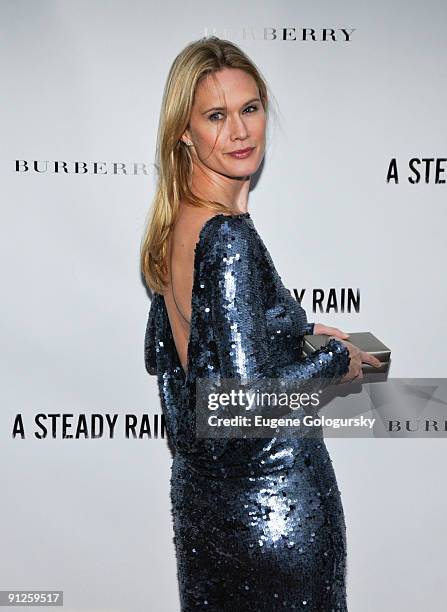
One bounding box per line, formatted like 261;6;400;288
141;36;380;611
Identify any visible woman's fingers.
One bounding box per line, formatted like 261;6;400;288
315;324;350;339
361;351;382;369
327;326;350;339
335;327;350;339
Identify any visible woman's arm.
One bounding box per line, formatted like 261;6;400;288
302;321;315;335
208;218;350;396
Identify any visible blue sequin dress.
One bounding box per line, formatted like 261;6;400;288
144;212;351;611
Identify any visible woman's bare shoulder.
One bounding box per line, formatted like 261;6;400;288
174;204;233;246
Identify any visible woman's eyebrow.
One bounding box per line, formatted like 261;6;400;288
201;97;261;114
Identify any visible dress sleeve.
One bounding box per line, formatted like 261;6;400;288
208;218;350;397
302;321;315;335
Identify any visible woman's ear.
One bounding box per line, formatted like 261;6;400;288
180;130;193;147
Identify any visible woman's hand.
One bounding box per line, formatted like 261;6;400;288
313;323;350;340
313;324;382;382
327;337;382;382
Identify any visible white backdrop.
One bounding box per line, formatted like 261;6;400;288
1;1;446;610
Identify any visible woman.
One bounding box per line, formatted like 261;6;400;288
141;36;381;611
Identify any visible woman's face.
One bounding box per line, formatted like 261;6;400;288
181;67;266;179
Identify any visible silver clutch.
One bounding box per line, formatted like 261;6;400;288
302;331;391;375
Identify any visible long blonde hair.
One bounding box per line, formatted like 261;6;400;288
140;36;272;294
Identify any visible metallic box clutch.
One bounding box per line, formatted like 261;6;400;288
302;331;391;375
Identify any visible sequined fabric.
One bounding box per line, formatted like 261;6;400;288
144;213;351;611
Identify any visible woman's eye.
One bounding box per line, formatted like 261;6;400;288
208;112;223;121
208;105;259;121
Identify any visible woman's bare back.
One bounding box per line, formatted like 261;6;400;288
163;205;222;374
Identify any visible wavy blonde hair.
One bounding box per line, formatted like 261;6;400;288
140;35;272;294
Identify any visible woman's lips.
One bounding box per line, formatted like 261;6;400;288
226;147;255;159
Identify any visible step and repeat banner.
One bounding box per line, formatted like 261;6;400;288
2;1;446;611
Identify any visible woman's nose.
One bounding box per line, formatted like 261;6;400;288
229;114;249;140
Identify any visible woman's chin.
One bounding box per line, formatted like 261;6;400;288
222;160;260;179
